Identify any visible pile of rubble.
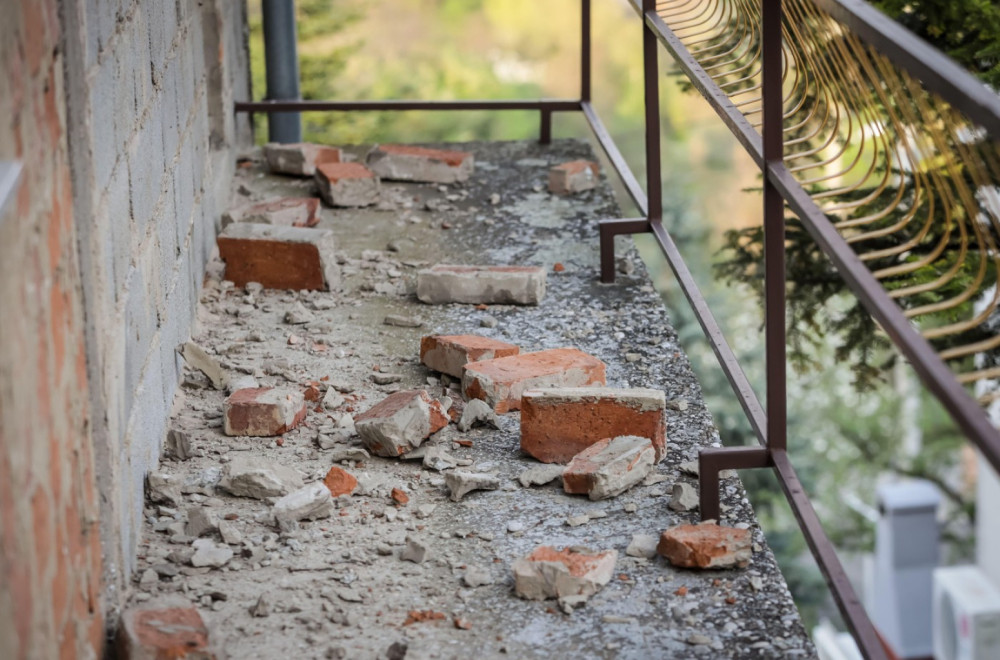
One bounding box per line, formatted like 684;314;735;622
122;139;812;659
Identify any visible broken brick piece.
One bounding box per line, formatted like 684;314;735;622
416;264;546;305
520;387;667;463
367;144;474;183
562;435;656;500
315;161;379;207
354;390;449;457
512;546;617;600
224;387;307;437
323;466;358;497
264;142;341;176
118;606;217;659
420;334;520;378
403;610;447;626
221;196;320;229
391;487;410;506
548;160;599;195
217;223;339;290
657;522;752;569
462;348;606;414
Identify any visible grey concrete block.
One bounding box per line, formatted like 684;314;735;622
416;264;547;305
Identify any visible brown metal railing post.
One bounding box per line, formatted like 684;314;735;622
540;109;552;144
581;0;591;103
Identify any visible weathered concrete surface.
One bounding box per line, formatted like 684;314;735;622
129;140;815;660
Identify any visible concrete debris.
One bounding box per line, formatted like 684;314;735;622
420;334;520;378
251;593;272;618
165;429;193;461
416;264;546;305
322;388;345;410
219;456;304;499
445;471;500;502
139;568;158;587
367;144;474;184
222;196;320;229
370;373;403;385
217;223;339;291
401;537;428;563
226;375;259;394
190;539;234;568
147;472;183;506
323;466;358;497
315;162;379;207
480;315;498;328
457;398;500;432
565;514;590;527
548;160;599;195
562;436;656;500
657;522;752;569
223;387;307;437
422;445;458;471
517;464;564;488
669;482;699;512
512;546;617;601
264;142;341;176
185;507;219;538
327;447;369;463
384;314;423;328
520;387;667;463
462;565;493;588
218;521;242;546
272;483;335;530
118;606;218;659
625;534;659;559
284;302;315;325
179;341;227;390
687;633;714;646
354;389;449;457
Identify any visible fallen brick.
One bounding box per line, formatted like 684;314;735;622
420;334;520;378
548;160;599;195
118;605;217;659
315;161;380;207
323;466;358;497
403;610;447;626
512;546;617;601
416;264;546;305
221;196;320;229
562;435;656;500
520;387;667;463
224;387;307;437
462;348;606;414
367;144;474;183
657;522;752;569
217;223;339;291
264;142;341;176
354;389;449;457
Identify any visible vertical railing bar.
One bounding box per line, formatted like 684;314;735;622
581;0;592;102
642;0;663;223
762;0;787;452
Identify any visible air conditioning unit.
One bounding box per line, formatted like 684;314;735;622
933;566;1000;660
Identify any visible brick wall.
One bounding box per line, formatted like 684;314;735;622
58;0;252;614
0;1;105;658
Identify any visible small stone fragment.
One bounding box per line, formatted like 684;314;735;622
463;565;493;587
445;472;500;502
417;264;546;305
322;388;345;410
190;539;234;568
401;537;428;563
371;373;403;385
165;429;193;461
147;472;183;506
391;488;410;506
625;534;659;559
562;436;656;500
224;387;307;437
323;466;358;497
219;456;304;499
669;482;699;512
179;341;227;390
384;314;423;328
185;507;219;538
517;464;564;488
457;398;500;432
139;569;158;587
657;522;752;569
327;447;369;463
272;483;335;529
512;546;617;601
354;389;449;457
420;334;520;378
218;521;242;546
422;445;457;471
251;593;272;617
284;302;315;325
548;160;599;195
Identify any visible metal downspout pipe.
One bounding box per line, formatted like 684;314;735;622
261;0;302;143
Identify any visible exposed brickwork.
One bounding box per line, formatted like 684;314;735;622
0;2;104;657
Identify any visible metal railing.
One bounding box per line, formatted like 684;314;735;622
235;2;1000;657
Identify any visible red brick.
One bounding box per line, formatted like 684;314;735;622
354;390;449;457
367;144;474;183
264;142;341;176
657;522;752;569
420;334;520;378
314;162;379;207
461;348;606;414
323;466;358;497
548;160;599;195
316;161;375;181
378;144;470;167
217;224;338;290
561;435;655;500
118;606;217;659
520;387;666;463
223;387;307;437
222;197;320;229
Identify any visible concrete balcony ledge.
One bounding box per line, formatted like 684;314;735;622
131;139;815;658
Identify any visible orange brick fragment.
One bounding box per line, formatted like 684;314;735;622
420;334;520;378
323;466;358;497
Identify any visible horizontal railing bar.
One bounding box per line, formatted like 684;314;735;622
581;101;648;214
813;0;1000;138
234;99;583;113
770;450;888;660
644;9;764;168
648;221;768;442
768;162;1000;474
